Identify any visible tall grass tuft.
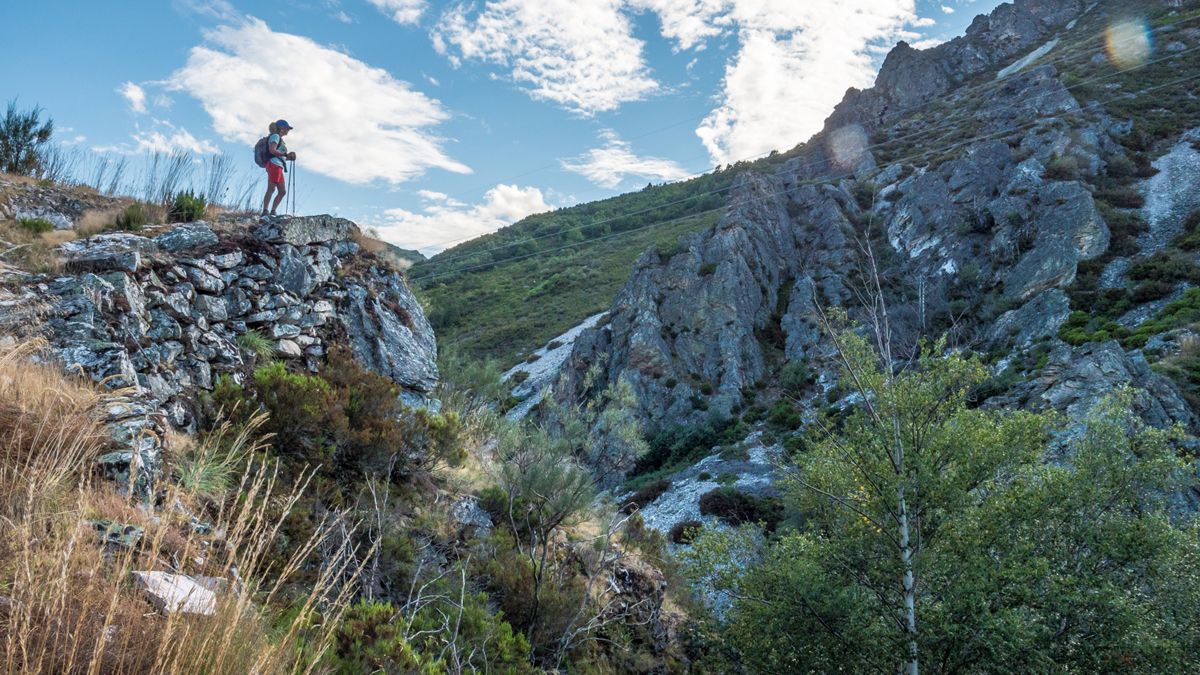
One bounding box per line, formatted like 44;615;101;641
0;339;363;673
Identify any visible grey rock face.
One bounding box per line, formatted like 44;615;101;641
153;223;219;253
827;0;1085;132
256;214;359;246
8;215;438;494
996;341;1195;430
341;269;439;394
988;289;1071;348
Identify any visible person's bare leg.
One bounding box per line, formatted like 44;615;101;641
262;184;276;214
271;185;286;214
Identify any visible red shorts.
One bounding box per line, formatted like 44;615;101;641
266;162;285;184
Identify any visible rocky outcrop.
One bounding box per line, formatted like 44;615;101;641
554;14;1195;440
827;0;1088;132
3;215;437;489
990;340;1196;430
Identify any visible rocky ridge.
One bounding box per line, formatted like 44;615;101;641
1;213;437;491
552;0;1200;530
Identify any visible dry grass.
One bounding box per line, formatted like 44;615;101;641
0;340;363;674
75;207;125;236
351;227;388;255
0;220;71;274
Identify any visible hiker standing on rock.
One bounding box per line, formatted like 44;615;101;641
259;119;296;218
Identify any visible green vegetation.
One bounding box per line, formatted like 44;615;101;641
112;203;148;231
0;99;53;175
698;487;783;531
685;331;1200;673
416;209;723;365
167;189;207;223
235;329;274;360
15;216;53;234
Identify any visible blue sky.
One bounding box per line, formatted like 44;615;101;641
1;0;1002;254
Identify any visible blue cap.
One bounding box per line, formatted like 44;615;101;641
275;119;293;129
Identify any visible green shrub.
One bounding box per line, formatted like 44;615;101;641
1173;210;1200;251
767;401;802;431
698;488;783;532
113;203;148;231
252;361;344;463
1132;279;1176;302
779;361;813;395
1094;185;1145;209
633;418;732;476
1043;155;1079;180
168;190;207;223
326;601;441;674
699;262;718;276
620;479;671;513
669;519;703;544
16;217;53;234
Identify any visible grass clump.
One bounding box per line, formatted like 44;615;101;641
16;216;54;233
113;203;149;231
235;329;274;360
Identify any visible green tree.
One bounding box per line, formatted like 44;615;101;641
0;100;53;176
687;332;1200;673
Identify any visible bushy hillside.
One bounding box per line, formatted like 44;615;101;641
411;150;802;364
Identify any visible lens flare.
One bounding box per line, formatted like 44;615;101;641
1105;19;1152;69
829;124;869;172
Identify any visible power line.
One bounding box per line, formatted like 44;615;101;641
410;43;1200;281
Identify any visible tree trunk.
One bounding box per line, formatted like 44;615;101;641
898;483;918;675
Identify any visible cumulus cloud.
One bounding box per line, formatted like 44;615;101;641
941;5;955;13
377;184;552;253
165;18;469;185
626;0;731;51
95;119;220;155
561;130;690;189
368;0;426;25
434;0;658;115
118;82;147;114
697;1;922;165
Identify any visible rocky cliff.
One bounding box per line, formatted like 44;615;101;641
555;0;1200;450
1;206;437;491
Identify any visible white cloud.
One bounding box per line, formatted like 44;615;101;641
561;130;691;189
626;0;732;51
333;10;354;23
175;0;241;21
941;5;955;13
434;0;659;115
118;82;147;114
94;120;220;155
697;1;922;165
166;18;470;185
368;0;425;25
378;184;552;253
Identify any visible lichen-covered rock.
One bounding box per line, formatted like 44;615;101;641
4;214;437;494
341;269;438;393
153;222;218;253
988;289;1071;348
256;214;358;246
131;571;218;615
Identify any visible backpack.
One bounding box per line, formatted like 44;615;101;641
253;136;269;168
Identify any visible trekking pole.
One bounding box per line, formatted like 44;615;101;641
290;159;297;216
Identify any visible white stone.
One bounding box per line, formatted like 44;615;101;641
132;571;217;615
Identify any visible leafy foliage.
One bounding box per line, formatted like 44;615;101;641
686;333;1200;673
168;189;207;223
0;99;53;175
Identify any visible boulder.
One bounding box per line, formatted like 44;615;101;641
341;271;439;394
131;571;218;616
256;214;358;246
153;223;219;253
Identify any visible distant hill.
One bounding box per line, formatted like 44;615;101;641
410;150;803;365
